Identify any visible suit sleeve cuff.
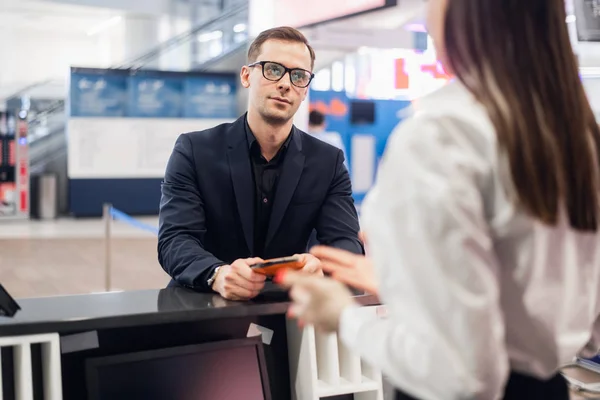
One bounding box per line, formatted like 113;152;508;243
196;262;227;291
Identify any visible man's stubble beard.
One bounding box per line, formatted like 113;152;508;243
259;102;295;126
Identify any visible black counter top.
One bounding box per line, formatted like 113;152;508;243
0;284;379;336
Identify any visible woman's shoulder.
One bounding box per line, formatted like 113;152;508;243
390;81;498;160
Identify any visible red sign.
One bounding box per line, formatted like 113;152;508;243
17;119;29;214
9;141;15;166
20;190;27;213
394;58;410;89
274;0;389;28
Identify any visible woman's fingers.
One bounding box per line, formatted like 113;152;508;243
330;270;360;286
320;260;352;274
311;246;358;267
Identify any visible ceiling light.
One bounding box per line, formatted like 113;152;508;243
197;30;223;42
233;23;246;33
86;16;122;36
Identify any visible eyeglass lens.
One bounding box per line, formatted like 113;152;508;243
262;62;311;87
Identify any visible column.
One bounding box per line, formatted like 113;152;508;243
123;15;161;69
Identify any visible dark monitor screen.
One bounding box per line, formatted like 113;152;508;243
350;100;376;125
86;337;271;400
574;0;600;42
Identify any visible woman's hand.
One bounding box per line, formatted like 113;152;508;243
310;245;379;295
275;270;356;332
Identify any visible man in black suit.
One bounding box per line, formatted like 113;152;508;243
158;26;363;300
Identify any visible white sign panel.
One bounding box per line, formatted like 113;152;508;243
67;118;232;179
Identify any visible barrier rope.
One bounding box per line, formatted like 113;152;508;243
108;207;159;235
102;203;158;292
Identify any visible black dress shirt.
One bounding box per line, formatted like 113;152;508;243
245;119;293;257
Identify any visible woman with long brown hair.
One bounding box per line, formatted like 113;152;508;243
276;0;600;398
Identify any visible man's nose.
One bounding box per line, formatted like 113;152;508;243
277;73;292;91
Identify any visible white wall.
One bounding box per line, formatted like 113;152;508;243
0;24;125;101
583;77;600;120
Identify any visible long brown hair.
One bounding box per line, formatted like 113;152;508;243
444;0;600;231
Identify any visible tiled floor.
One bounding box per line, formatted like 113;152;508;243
0;216;159;239
0;217;169;298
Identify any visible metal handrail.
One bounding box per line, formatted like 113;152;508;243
116;4;249;70
194;38;250;71
3;79;56;102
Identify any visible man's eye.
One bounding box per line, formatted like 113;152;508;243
267;66;283;76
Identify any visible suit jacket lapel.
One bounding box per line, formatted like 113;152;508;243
227;117;254;253
266;128;305;248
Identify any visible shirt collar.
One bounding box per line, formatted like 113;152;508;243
245;115;293;153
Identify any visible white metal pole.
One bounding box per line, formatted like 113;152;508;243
103;203;112;292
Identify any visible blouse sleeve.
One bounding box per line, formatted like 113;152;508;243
338;115;510;400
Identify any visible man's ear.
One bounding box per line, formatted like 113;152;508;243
240;66;251;88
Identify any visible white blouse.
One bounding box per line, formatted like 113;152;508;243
339;81;600;400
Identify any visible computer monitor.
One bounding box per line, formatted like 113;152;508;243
350;100;376;125
574;0;600;42
85;337;271;400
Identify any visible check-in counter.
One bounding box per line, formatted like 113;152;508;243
0;285;382;400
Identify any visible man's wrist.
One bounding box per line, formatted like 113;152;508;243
207;264;224;289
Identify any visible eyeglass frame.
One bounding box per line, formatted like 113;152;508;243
247;61;315;88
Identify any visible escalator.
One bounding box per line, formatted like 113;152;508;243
118;3;250;72
11;4;249;216
28;100;68;215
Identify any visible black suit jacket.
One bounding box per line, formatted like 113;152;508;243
158;114;363;291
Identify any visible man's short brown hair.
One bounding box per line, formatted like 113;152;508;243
247;26;316;70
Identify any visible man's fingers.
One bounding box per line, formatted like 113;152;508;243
301;261;320;274
225;272;265;292
233;260;267;282
310;246;357;267
245;257;264;266
222;282;260;300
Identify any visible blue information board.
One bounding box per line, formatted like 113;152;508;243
70;70;128;117
183;75;238;119
69;68;238;119
128;74;183;118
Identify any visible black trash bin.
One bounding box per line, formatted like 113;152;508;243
30;173;57;220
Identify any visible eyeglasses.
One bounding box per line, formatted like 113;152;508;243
248;61;314;88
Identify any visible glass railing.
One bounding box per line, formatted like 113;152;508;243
3;79;66;145
117;4;249;72
4;4;250;148
28;100;65;144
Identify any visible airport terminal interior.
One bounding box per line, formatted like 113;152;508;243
1;0;600;399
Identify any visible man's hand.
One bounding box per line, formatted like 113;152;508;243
212;258;266;301
294;253;323;275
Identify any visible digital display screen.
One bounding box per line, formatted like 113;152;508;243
274;0;395;28
86;339;270;400
574;0;600;41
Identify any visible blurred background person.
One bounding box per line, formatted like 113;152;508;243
308;109;348;168
277;0;600;399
